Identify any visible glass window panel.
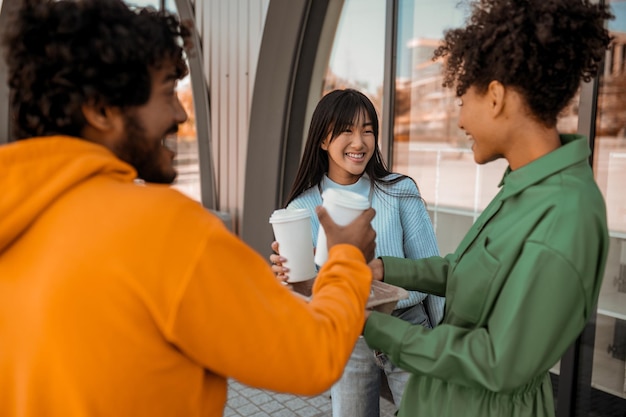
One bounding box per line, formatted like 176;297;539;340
392;0;586;384
165;0;177;12
162;2;202;202
392;1;580;245
126;0;160;8
171;74;202;202
323;0;385;109
392;0;474;247
591;1;626;411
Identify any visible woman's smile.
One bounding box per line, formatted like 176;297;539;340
346;152;366;162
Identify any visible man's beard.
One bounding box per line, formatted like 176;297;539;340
118;113;178;184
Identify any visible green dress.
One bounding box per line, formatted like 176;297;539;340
364;134;609;417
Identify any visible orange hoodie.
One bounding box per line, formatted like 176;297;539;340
0;136;372;417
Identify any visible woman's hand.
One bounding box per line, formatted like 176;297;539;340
269;241;290;284
368;258;384;281
362;309;371;336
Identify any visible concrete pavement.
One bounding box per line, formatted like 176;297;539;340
225;379;397;417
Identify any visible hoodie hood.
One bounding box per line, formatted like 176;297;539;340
0;136;137;254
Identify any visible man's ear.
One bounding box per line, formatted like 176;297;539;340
81;101;122;132
80;101;125;148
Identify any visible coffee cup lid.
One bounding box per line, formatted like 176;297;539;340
269;208;311;224
321;188;370;210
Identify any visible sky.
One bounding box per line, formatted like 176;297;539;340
610;1;626;32
125;0;158;7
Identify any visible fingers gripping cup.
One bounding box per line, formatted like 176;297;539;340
314;188;371;267
269;208;317;282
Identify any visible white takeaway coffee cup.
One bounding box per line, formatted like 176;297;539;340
269;208;317;282
314;188;370;267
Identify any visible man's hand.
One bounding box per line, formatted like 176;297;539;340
316;206;376;262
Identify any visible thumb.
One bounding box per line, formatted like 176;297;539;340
316;205;340;234
315;205;326;218
315;205;331;229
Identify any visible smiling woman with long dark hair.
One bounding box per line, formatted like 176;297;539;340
271;88;444;417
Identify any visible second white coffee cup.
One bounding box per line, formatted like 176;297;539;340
314;188;370;267
269;208;317;282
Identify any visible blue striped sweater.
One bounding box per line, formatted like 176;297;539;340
287;174;445;325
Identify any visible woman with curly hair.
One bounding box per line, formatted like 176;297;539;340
363;0;613;416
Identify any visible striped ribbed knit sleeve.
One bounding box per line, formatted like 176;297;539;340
286;188;322;249
398;179;445;325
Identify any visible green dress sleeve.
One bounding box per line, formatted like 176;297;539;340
380;253;453;297
365;242;590;392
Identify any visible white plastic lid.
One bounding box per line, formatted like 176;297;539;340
268;208;311;224
321;188;370;210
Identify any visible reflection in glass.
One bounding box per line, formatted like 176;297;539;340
391;0;479;234
323;0;385;114
171;74;202;202
392;1;596;389
591;0;626;410
122;0;202;202
391;0;582;236
125;0;160;8
165;0;176;12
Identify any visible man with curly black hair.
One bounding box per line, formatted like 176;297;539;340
0;1;377;416
364;0;613;416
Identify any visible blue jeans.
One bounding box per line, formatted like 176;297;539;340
330;302;432;417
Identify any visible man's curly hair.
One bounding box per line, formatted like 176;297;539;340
1;0;191;139
433;0;613;127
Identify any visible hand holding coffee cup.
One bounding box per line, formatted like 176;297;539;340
314;188;373;266
269;208;317;283
316;205;376;264
269;241;296;284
